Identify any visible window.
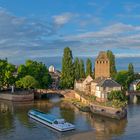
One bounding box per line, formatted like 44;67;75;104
54;121;58;124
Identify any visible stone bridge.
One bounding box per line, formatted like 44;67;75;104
127;91;140;103
34;89;76;99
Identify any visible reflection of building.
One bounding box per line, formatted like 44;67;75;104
49;65;61;89
89;114;127;138
130;79;140;91
95;51;110;79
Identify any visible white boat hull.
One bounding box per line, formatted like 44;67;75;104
28;113;75;132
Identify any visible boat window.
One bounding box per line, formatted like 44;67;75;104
54;121;58;124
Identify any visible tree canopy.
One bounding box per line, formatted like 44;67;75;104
79;59;85;78
0;59;16;89
115;70;128;90
86;58;92;76
107;50;117;78
16;75;39;89
60;47;74;89
74;57;80;80
17;60;52;89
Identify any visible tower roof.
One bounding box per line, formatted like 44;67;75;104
96;51;109;60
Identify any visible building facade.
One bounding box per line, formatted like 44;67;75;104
95;78;121;102
95;51;110;79
75;76;121;102
130;79;140;91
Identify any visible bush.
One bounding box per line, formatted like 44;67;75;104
108;90;127;101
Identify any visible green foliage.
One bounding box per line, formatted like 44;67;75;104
74;57;80;80
115;63;135;90
79;59;85;78
0;59;16;89
115;70;129;90
107;50;117;78
60;47;74;89
86;58;92;76
108;90;127;108
17;60;52;89
111;99;127;108
16;75;39;89
126;63;134;89
17;65;27;78
136;85;140;91
134;73;140;80
108;90;127;101
89;95;96;101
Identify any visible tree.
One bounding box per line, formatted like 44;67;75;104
0;59;16;89
60;47;74;89
4;63;16;88
86;58;92;76
16;75;39;89
136;85;140;91
17;65;27;79
107;50;117;78
128;63;134;75
79;59;85;78
17;60;52;88
115;70;128;90
74;57;80;80
126;63;135;89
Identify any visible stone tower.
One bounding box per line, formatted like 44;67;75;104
95;51;110;79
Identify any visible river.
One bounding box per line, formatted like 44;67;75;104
0;99;140;140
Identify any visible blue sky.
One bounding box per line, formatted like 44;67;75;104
0;0;140;63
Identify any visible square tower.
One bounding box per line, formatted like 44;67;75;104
95;51;110;79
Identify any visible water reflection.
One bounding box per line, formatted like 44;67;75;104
0;99;132;140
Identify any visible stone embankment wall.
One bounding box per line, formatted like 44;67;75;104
0;92;34;101
74;91;127;120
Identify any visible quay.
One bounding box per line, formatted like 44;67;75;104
74;91;127;120
0;90;34;102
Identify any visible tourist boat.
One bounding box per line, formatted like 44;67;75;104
28;109;75;132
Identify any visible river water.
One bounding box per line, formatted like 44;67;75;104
0;99;140;140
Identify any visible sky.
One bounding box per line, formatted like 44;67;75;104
0;0;140;63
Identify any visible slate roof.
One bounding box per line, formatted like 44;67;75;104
96;78;121;87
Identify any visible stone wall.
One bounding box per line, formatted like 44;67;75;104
0;92;34;101
74;91;127;119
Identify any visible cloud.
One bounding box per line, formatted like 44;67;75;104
53;12;76;27
123;2;140;12
0;8;57;61
61;22;140;57
64;23;139;40
0;7;140;63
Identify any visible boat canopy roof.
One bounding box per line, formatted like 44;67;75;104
29;109;60;123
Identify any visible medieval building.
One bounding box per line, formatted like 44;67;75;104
74;51;121;102
95;51;110;79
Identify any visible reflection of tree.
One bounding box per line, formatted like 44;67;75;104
60;101;75;123
0;102;14;131
89;113;127;139
15;100;53;127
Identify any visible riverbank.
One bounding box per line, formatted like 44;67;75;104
62;90;127;120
